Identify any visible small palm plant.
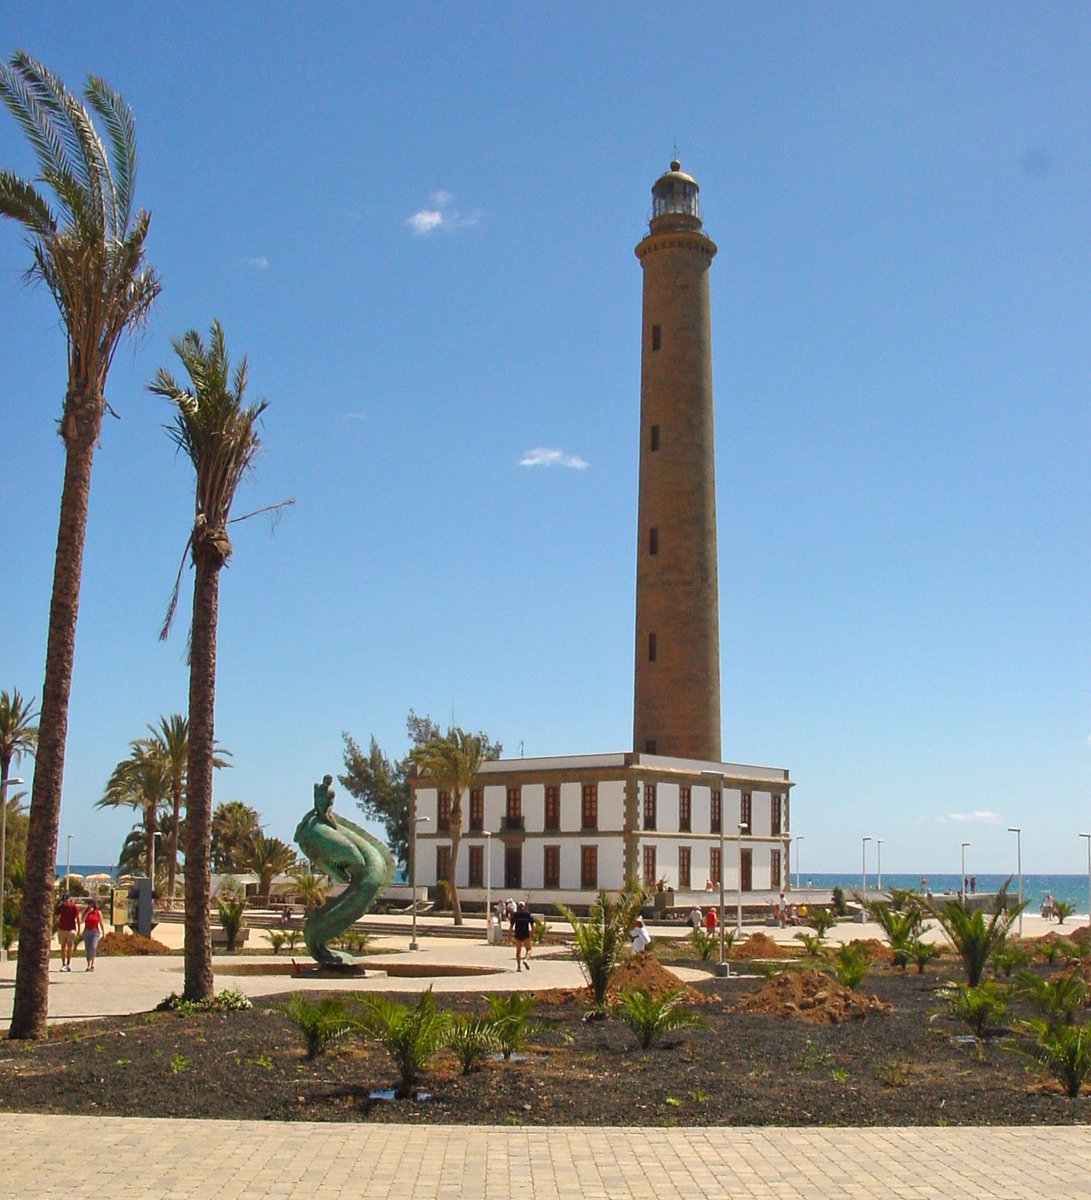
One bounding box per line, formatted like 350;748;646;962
266;930;289;954
992;943;1031;979
865;899;922;970
1052;900;1077;926
927;885;1021;987
794;932;828;959
1013;1019;1091;1097
215;895;247;952
934;980;1008;1060
484;992;542;1060
907;938;942;975
285;995;356;1060
559;884;645;1010
611;987;704;1050
446;1014;500;1075
354;988;448;1096
831;944;869;991
689;927;717;961
1016;971;1087;1033
805;908;837;939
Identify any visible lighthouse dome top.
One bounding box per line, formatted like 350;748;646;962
649;160;702;231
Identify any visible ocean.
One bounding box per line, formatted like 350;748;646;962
799;872;1091;919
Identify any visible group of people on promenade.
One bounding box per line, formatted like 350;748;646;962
54;893;106;971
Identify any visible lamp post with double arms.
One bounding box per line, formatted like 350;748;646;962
1008;827;1023;937
484;830;493;943
960;842;970;898
0;777;25;963
861;836;871;897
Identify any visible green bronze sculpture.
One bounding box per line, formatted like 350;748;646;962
294;774;395;967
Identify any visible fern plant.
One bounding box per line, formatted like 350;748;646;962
611;987;704;1050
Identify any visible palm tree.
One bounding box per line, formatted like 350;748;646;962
149;321;276;1002
239;833;298;901
0;689;38;923
211;801;262;872
927;884;1021;987
409;727;485;925
97;741;171;885
0;54;160;1038
144;715;231;900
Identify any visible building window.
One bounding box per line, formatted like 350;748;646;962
651;324;661;351
645;739;657;754
649;527;659;556
469;788;483;832
679;786;691;833
770;848;782;889
771;794;782;837
648;632;657;662
437;791;451;832
643;783;657;830
468;844;483;888
784;794;790;834
678;846;691;890
643;845;657;888
543;845;560;889
544;785;560;831
504;786;523;831
650;424;660;451
709;846;722;887
741;792;752;831
504;845;522;889
740;847;752;892
436;844;451;883
710;788;722;834
581;784;598;830
580;845;598;889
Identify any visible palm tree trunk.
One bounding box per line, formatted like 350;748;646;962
168;778;181;899
449;804;463;926
184;549;220;1002
10;401;100;1039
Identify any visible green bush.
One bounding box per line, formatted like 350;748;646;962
215;895;247;951
992;943;1031;978
1013;1019;1091;1097
446;1014;500;1074
266;930;289;954
831;944;868;991
934;980;1008;1058
611;986;703;1050
354;988;448;1095
1053;900;1077;926
688;927;717;961
484;991;542;1060
927;886;1020;986
831;886;848;917
794;932;827;959
1016;971;1087;1032
805;909;837;939
156;989;252;1016
285;995;355;1060
907;938;942;974
532;918;548;945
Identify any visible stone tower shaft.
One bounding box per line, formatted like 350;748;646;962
632;161;722;761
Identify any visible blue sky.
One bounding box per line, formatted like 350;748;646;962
1;4;1089;875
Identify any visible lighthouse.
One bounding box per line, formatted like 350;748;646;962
632;161;722;761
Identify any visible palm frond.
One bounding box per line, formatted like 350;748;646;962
85;74;136;236
0;170;56;236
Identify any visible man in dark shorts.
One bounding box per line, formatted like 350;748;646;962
510;901;534;971
55;892;81;972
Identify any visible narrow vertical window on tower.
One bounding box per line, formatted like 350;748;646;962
710;789;722;834
650;424;660;451
643;783;657;830
651;324;661;351
648;632;657;662
649;527;659;556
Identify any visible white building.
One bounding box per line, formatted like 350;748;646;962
411;752;793;907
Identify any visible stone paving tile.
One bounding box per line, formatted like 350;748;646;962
3;1117;1091;1199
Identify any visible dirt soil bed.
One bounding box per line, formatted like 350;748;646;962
734;969;891;1024
2;963;1089;1127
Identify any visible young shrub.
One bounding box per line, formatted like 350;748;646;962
484;991;542;1060
1038;937;1077;965
805;908;837;939
927;885;1021;986
216;895;247;952
611;987;704;1050
286;995;355;1060
831;944;868;991
266;930;289;954
934;980;1008;1059
830;886;848;917
559;883;645;1010
689;927;717;961
865;899;922;970
447;1014;500;1074
907;938;942;975
1013;1019;1091;1097
794;931;828;959
532;918;548;945
992;943;1031;978
1015;971;1087;1033
1053;900;1077;926
354;988;448;1095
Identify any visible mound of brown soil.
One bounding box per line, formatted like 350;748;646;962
535;952;705;1006
846;938;895;964
734;969;891;1024
99;931;171;956
1063;925;1091;949
732;931;792;959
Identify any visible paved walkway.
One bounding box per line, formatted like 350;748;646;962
0;1115;1088;1198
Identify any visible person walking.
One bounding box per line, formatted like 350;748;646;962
55;892;81;972
629;916;652;953
510;901;534;971
82;898;105;971
704;906;717;933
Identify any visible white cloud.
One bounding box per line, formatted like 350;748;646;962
519;447;589;470
407;189;481;235
342;412;367;422
241;255;269;269
948;810;1002;824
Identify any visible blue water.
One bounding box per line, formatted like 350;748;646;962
798;873;1090;918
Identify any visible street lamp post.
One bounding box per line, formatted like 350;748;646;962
1008;826;1023;937
795;835;804;891
409;815;430;952
1080;834;1091;931
876;839;883;892
737;824;748;936
861;836;871;897
960;842;970;898
484;830;493;943
0;777;25;963
65;833;73;892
